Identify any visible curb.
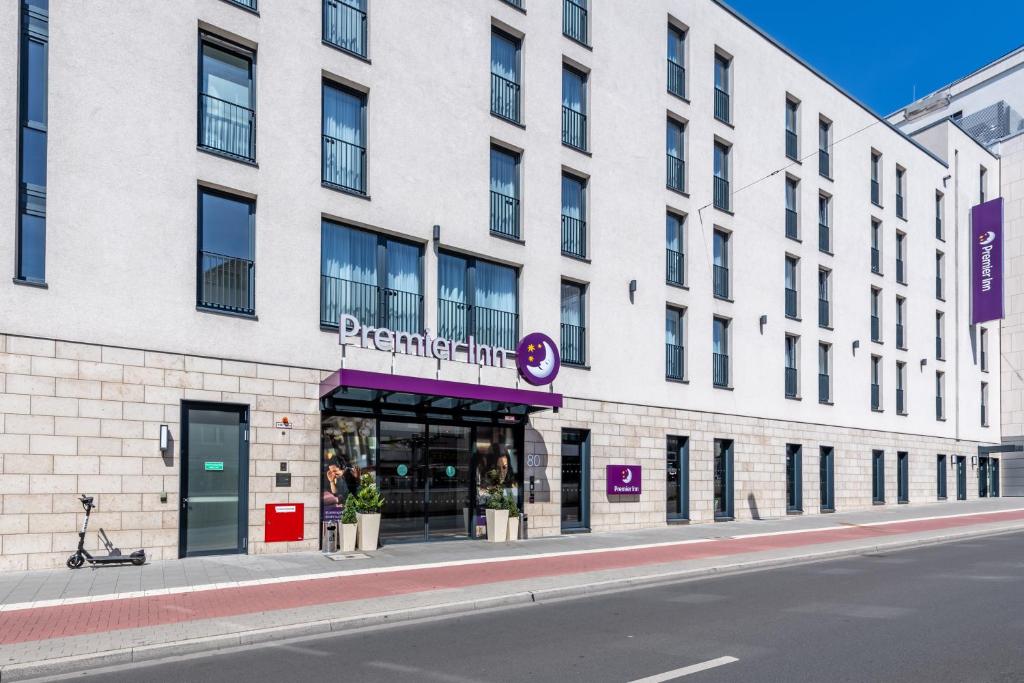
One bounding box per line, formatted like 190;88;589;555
4;522;1023;681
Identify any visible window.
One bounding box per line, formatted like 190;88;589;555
935;251;944;299
666;212;686;286
562;65;587;150
199;34;255;162
712;317;730;387
198;188;255;316
895;231;906;284
936;311;945;360
980;327;989;372
897;451;909;503
713;439;735;519
870;151;882;205
226;0;257;11
872;450;885;503
786;444;803;512
895;166;906;218
561;429;590;530
666;118;686;192
16;0;48;283
980;166;988;203
870;219;882;274
667;25;686;98
818;118;832;177
320;221;423;332
438;253;518;349
981;382;989;426
818;193;831;253
785;255;799;318
818;268;831;328
666;436;689;520
785;334;799;398
562;0;588;45
785;176;799;239
936;370;945;420
937;454;948;500
935;192;944;239
322;81;367;195
713;52;731;123
896;361;907;415
490;146;520;239
818;342;832;403
895;296;907;349
561;281;586;366
491;29;521;124
713;141;731;211
785;98;799;159
712;229;730;298
561;173;587;258
323;0;367;58
871;354;882;410
820;446;835;511
870;287;882;343
666;306;686;380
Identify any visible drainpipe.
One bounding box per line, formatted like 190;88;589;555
954;148;961;443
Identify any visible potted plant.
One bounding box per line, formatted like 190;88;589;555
505;494;521;542
353;473;384;552
485;491;509;543
340;494;358;552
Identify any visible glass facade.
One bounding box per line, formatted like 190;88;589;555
17;0;48;283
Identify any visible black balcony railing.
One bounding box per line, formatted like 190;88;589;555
490;190;520;239
819;223;830;253
714;87;730;123
667;60;686;98
871;383;881;410
785;209;798;239
896;194;905;218
713;352;729;387
438;298;518;350
896;323;905;349
897;388;905;415
667;154;685;192
871;247;880;273
562;106;587;150
818;373;830;403
322;134;366;194
666;248;685;286
228;0;257;10
562;0;588;44
871;315;880;342
936;276;943;299
323;0;367;57
785;287;798;318
936;336;944;360
982;403;988;426
871;179;880;204
199;93;255;161
320;276;423;332
785;366;798;398
785;130;798;159
561;323;586;366
713;175;730;211
936;216;943;239
561;215;586;258
666;343;684;380
713;264;729;298
936;396;944;420
896;258;905;283
491;73;521;123
819;298;830;328
819;149;830;177
198;251;255;315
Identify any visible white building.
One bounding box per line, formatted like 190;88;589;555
0;0;1002;569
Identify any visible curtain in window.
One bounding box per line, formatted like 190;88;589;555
561;283;583;327
490;147;518;199
818;271;828;300
384;239;420;333
786;103;797;132
562;68;585;113
438;253;468;341
819;196;828;225
819;123;828;150
666;214;682;252
323;84;365;191
562;175;584;220
665;309;681;346
202;45;250;106
321;222;377;326
714;56;729;90
713;231;728;267
200;44;251;156
785;180;796;211
714;144;728;179
785;337;797;369
785;259;797;290
667;28;684;65
475;260;517;348
818;345;829;374
491;32;518;82
713;319;728;355
666;120;683;159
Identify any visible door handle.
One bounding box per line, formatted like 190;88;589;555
181;497;190;510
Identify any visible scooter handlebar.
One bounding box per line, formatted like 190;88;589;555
79;495;95;510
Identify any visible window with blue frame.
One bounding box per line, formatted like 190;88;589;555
665;307;685;380
490;146;520;239
320;221;422;332
666;118;685;192
562;66;587;150
561;173;586;258
323;0;367;58
438;253;518;350
561;281;586;366
198;36;255;162
491;29;520;123
562;0;588;45
16;0;48;284
667;25;686;98
322;81;367;195
666;212;685;286
198;189;255;315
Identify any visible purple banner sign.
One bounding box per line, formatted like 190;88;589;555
606;465;642;496
972;198;1004;324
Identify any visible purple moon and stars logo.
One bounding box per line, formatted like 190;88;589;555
606;465;642;495
516;332;560;386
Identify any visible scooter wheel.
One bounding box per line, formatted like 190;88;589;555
131;557;145;566
66;554;84;569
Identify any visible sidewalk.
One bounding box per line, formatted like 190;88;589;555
2;499;1023;680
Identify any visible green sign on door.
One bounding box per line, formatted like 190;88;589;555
204;461;224;471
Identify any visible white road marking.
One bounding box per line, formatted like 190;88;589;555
628;656;739;682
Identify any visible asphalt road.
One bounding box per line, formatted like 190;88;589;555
57;531;1024;682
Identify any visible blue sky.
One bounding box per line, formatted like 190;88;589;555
726;0;1024;116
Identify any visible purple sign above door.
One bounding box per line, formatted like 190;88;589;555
607;465;642;496
971;198;1004;324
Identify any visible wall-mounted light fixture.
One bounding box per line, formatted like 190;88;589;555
628;279;637;304
971;455;978;467
159;424;170;453
432;224;441;243
852;340;860;354
920;358;928;368
759;314;768;334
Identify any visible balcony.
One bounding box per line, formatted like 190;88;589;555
818;298;830;328
982;350;988;372
713;175;730;211
438;298;518;350
562;0;588;44
785;209;798;239
666;248;685;286
871;179;880;205
786;130;798;159
490;190;520;239
785;287;798;318
896;258;905;283
897;388;905;415
491;73;521;123
896;194;905;218
667;154;685;192
714;87;730;123
896;323;905;349
561;323;586;366
320;276;423;332
936;336;944;360
667;60;686;98
936;396;944;420
323;0;367;58
712;352;729;388
713;264;729;299
871;247;880;273
666;343;685;380
871;315;880;342
818;223;830;252
561;215;586;258
562;106;587;151
198;251;254;315
785;366;798;398
936;276;943;299
227;0;257;9
819;149;830;177
871;383;881;410
818;373;830;403
936;216;943;239
322;134;366;195
982;403;988;426
198;93;255;162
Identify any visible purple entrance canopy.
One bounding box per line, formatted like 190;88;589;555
319;368;563;410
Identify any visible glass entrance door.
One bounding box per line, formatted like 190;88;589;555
956;456;967;500
991;458;1000;497
426;425;471;539
714;439;734;519
819;446;835;512
561;429;590;531
979;456;990;498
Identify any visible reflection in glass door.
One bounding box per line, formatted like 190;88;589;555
714;439;734;519
561;429;590;531
666;436;689;521
426;425;471;539
979;456;990;497
956;456;967;500
819;446;835;512
786;444;802;512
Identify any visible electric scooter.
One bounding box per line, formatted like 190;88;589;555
66;495;146;569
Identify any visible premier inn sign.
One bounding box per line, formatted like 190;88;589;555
338;314;508;367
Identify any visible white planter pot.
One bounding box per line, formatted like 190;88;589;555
341;523;358;552
486;508;509;542
506;515;520;541
357;512;381;551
